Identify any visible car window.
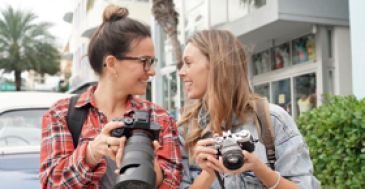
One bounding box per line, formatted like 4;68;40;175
0;108;47;147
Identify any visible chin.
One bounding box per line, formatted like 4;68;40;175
187;93;201;100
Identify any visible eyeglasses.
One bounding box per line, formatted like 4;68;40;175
115;55;158;71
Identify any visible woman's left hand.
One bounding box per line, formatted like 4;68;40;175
206;150;261;174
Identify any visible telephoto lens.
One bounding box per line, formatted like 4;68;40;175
111;111;161;189
114;130;155;189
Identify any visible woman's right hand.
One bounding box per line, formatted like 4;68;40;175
193;138;219;175
86;121;126;166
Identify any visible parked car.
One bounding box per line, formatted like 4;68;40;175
0;92;71;189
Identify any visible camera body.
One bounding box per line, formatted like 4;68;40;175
111;110;161;189
213;129;256;170
111;110;160;140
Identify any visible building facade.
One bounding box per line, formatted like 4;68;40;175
152;0;352;119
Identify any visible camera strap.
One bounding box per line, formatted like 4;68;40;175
66;95;90;148
254;98;276;170
214;170;225;189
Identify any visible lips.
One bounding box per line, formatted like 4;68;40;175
184;81;192;90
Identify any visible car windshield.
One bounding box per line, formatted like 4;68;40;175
0;109;47;147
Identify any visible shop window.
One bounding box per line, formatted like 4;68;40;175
327;29;333;58
254;83;270;101
294;73;316;116
272;78;291;114
252;50;271;75
292;34;316;65
272;42;290;70
162;72;178;119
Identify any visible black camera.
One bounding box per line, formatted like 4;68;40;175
111;110;161;189
213;129;256;170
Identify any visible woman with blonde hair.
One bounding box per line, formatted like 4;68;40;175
40;5;181;189
178;30;319;189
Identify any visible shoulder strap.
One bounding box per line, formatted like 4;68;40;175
255;98;276;170
66;95;89;148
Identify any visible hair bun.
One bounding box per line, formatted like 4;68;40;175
103;5;129;22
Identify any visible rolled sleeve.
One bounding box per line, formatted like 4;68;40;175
39;111;107;189
156;117;183;189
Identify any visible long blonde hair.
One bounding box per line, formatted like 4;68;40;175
178;30;260;156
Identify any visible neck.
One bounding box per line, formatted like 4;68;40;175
94;80;129;119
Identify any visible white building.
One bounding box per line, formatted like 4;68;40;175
64;0;151;93
152;0;354;119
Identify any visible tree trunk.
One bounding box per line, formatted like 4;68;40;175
14;70;22;91
167;32;183;69
152;0;182;69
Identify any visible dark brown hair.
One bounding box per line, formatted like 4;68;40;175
88;5;151;75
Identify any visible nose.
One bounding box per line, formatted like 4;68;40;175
178;66;186;78
147;65;156;76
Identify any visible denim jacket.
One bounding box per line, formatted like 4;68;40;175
179;103;320;189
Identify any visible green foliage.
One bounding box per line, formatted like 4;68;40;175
0;6;60;90
297;95;365;189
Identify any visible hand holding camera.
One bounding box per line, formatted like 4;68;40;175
86;121;126;166
194;129;258;175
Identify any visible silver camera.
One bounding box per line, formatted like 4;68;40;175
213;129;257;170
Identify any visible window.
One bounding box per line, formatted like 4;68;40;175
294;73;316;116
272;79;292;114
162;72;177;117
327;29;333;58
0;109;47;147
252;50;271;75
254;83;270;101
272;42;290;70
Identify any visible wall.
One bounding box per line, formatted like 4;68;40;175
349;0;365;99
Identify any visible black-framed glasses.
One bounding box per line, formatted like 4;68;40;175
115;55;158;71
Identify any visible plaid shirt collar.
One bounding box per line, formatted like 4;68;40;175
74;85;144;115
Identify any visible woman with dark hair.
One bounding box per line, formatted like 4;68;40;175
178;30;319;189
40;5;181;189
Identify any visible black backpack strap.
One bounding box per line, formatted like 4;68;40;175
66;95;89;148
255;98;276;170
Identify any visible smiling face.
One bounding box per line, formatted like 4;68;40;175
115;37;156;95
179;43;209;99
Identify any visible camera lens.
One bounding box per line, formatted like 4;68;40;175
114;131;155;189
222;150;244;170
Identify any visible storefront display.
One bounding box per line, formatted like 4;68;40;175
272;79;292;114
272;42;290;70
293;34;316;65
253;50;271;75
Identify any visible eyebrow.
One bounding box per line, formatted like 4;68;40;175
183;56;191;62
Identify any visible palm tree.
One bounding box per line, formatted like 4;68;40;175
0;6;60;91
152;0;183;69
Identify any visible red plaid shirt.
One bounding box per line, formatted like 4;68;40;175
40;86;182;188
